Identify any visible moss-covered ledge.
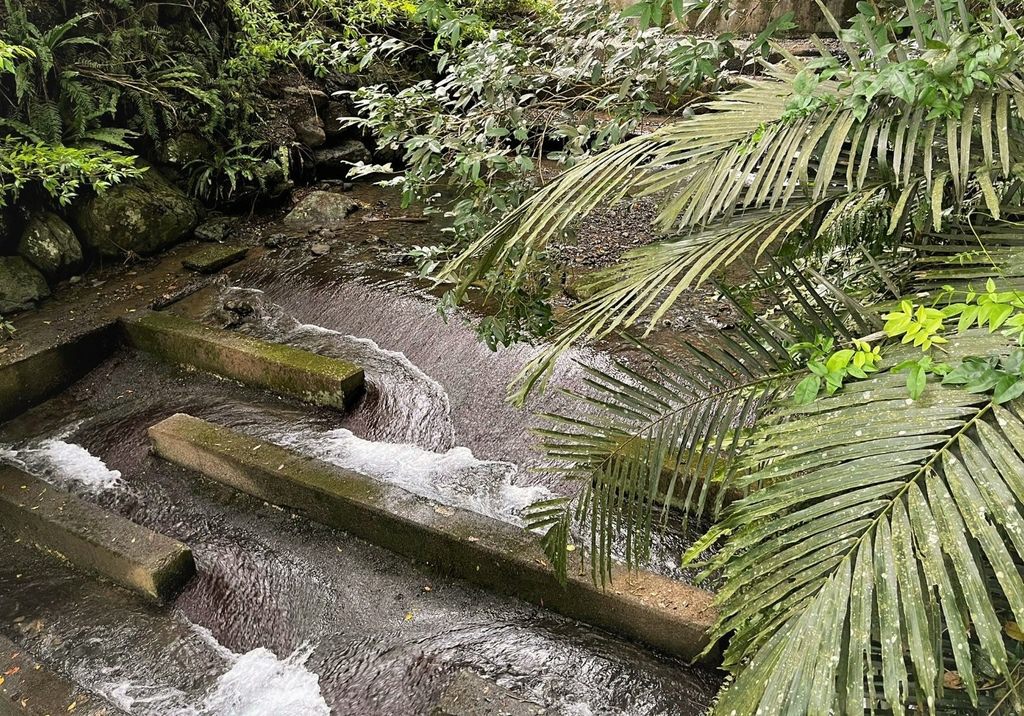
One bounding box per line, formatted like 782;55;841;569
121;310;364;410
149;413;718;661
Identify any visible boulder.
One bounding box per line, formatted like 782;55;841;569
293;115;327;148
324;100;356;140
194;216;236;243
17;212;83;280
313;140;373;178
282;85;329;113
0;256;50;314
285;85;329;149
157;131;213;167
71;167;198;258
283;191;360;226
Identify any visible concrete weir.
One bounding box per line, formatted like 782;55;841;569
0;467;195;602
149;414;717;660
122;311;364;409
0;634;128;715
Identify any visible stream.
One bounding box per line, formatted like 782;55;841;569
0;188;721;715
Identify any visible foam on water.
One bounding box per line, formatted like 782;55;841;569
0;438;123;494
210;286;456;450
266;426;550;524
102;624;330;715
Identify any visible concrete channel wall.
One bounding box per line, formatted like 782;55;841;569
122;311;365;410
0;324;119;423
0;467;195;602
149;413;718;660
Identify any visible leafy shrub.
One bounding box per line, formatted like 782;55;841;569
0;139;143;206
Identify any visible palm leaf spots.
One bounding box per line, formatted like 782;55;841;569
693;370;1024;714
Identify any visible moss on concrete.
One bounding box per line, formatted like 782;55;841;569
0;467;195;602
0;324;119;422
149;413;717;660
182;244;248;274
122;311;364;409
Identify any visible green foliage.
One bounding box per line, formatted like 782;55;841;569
943;278;1024;342
890;353;951;399
437;0;1024;399
0;314;15;339
883;299;949;349
943;347;1024;403
0;139;142;206
185;142;268;202
356;1;736;346
0;37;31;74
789;335;882;404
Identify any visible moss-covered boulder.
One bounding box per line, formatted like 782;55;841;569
17;212;83;280
284;190;360;226
71;167;198;258
0;256;50;314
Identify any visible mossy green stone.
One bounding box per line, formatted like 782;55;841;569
149;414;717;660
182;243;248;273
122;311;364;409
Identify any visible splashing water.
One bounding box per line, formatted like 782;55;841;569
263;425;550;525
208;286;456;451
0;438;123;494
103;625;330;716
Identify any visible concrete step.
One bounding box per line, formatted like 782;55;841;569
148;413;717;660
0;634;127;715
121;311;364;410
0;467;195;602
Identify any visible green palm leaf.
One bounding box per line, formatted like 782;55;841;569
698;359;1024;714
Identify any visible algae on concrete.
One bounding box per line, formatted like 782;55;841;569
0;634;128;715
122;310;364;409
0;466;195;602
148;413;717;660
182;243;248;273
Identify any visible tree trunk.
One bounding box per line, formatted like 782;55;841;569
714;0;857;35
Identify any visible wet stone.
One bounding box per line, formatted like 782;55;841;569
122;311;364;410
0;256;50;314
0;466;195;601
432;670;545;716
183;243;248;274
284;190;361;226
193;216;236;243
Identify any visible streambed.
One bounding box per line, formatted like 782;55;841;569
0;186;723;715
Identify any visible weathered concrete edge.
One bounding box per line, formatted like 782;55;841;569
0;467;195;602
0;323;120;423
0;633;128;715
120;310;364;410
149;414;718;661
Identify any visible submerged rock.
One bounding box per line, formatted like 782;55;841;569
432;670;545;716
71;167;198;258
0;256;50;314
313;140;372;177
17;212;83;280
194;216;236;243
284;191;360;225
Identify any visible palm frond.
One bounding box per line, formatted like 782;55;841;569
701;354;1024;714
528;254;880;582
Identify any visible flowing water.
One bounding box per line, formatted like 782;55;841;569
0;189;721;715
